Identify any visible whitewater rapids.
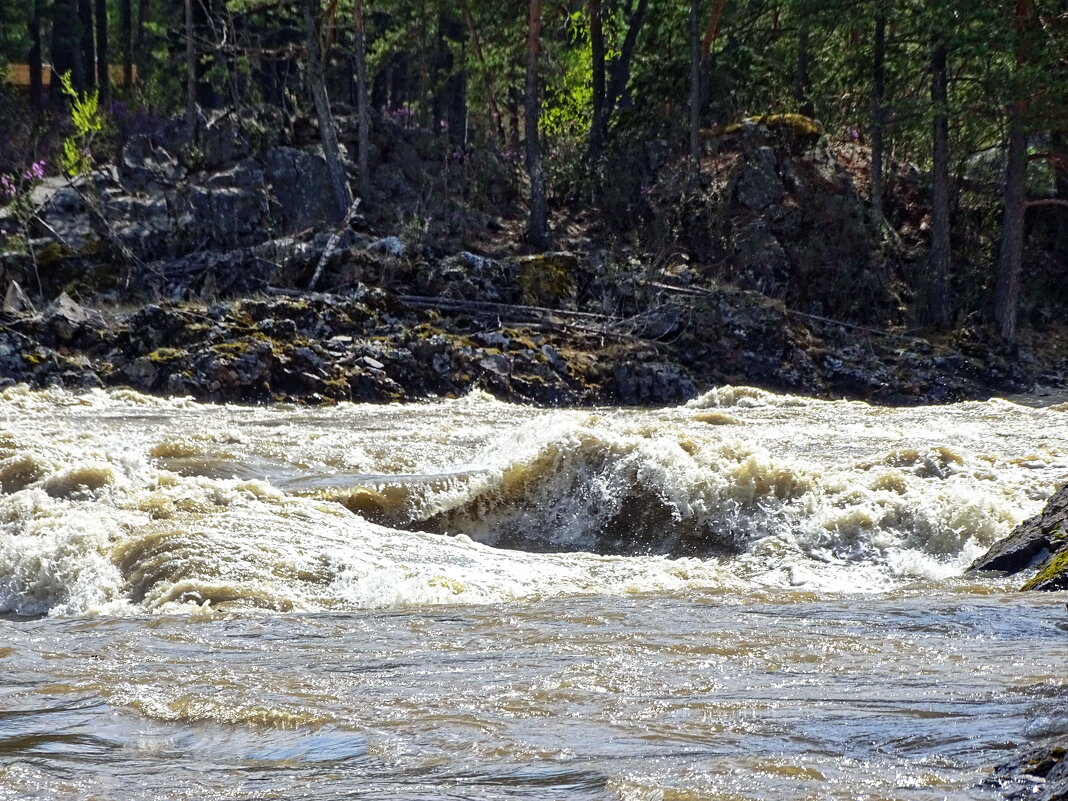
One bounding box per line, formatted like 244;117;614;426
2;384;1064;617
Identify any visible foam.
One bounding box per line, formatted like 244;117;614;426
2;386;1065;615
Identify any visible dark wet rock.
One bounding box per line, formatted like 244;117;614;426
613;361;697;405
985;742;1068;801
970;484;1068;584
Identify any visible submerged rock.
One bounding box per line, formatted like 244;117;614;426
970;483;1068;590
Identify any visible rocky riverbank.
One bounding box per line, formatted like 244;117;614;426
3;107;1067;407
2;273;1066;409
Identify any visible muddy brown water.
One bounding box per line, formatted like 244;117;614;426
2;385;1066;800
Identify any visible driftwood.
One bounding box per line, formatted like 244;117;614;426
646;281;929;343
398;294;660;344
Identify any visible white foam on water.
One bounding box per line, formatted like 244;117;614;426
2;386;1065;615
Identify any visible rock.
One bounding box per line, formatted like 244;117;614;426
197;113;253;169
985;742;1068;801
264;147;339;232
38;186;94;253
118;135;185;192
1021;548;1068;591
735;145;785;211
44;293;102;342
369;236;406;257
613;362;697;405
478;353;511;376
515;252;579;307
970;484;1068;577
187;182;269;248
731;218;791;294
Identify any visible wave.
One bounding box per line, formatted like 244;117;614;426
2;387;1064;615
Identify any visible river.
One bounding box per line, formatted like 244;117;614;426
1;385;1066;800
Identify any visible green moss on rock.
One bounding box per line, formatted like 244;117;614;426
516;252;578;307
148;347;185;363
1021;547;1068;591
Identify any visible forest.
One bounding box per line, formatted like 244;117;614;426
0;1;1066;369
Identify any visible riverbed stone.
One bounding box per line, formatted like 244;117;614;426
970;483;1068;581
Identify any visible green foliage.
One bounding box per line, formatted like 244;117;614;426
58;70;103;178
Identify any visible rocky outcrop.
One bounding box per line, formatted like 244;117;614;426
639;116;901;326
970;483;1068;591
984;742;1068;801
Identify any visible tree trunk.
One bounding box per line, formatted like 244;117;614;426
589;0;606;169
120;0;132;89
79;0;95;89
354;0;371;200
602;0;649;136
437;11;466;147
525;0;549;249
51;0;85;95
1054;131;1068;257
304;0;354;222
688;0;702;178
136;0;150;83
192;0;222;109
28;1;43;109
185;0;197;136
994;0;1035;341
928;39;952;329
95;0;109;104
793;1;812;115
460;0;506;145
870;12;886;231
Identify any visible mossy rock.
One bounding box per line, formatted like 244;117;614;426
515;252;578;307
1021;547;1068;591
147;347;185;363
701;113;823;145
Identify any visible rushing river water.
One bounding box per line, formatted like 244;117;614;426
1;385;1066;800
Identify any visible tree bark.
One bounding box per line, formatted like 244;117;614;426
78;0;95;89
870;12;886;231
185;0;197;136
460;0;506;145
136;0;150;83
28;1;43;109
602;0;650;136
589;0;606;168
51;0;85;95
688;0;702;178
304;0;354;222
994;0;1034;341
1053;131;1068;257
354;0;371;200
120;0;132;89
95;0;109;104
793;1;812;116
525;0;549;249
928;38;952;328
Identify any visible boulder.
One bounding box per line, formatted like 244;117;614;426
970;483;1068;573
735;145;785;211
264;147;339;232
970;483;1068;591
